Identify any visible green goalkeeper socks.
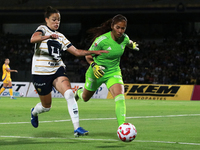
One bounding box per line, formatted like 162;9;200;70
115;94;126;126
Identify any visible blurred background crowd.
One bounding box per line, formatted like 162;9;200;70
1;30;200;85
1;0;200;84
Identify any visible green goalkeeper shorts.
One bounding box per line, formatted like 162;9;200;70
84;67;124;91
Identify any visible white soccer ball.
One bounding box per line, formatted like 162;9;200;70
20;93;24;97
117;123;137;142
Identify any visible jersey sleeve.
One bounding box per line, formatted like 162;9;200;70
3;64;9;72
2;64;5;71
3;64;8;70
89;41;101;51
89;36;106;51
62;35;73;51
124;34;131;45
35;25;46;35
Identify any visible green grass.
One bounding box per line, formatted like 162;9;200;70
0;97;200;150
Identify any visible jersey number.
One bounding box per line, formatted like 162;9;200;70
47;40;62;60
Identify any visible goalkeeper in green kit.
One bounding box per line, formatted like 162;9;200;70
75;14;139;126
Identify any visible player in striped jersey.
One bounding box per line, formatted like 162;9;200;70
0;58;18;99
30;6;108;137
75;14;139;127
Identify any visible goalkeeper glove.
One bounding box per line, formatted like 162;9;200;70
132;42;139;51
90;62;105;79
129;40;139;51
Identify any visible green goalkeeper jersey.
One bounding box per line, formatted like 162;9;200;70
89;31;130;74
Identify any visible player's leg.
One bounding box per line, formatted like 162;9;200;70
31;75;52;128
52;67;80;130
31;93;52;128
106;74;126;126
53;76;88;137
75;68;100;102
0;83;8;95
75;87;95;102
109;84;126;126
53;76;79;129
7;80;16;99
0;76;8;95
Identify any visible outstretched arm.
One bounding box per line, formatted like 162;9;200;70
5;68;18;73
66;45;108;57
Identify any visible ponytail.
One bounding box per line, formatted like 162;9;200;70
44;6;59;19
87;14;127;43
87;19;112;43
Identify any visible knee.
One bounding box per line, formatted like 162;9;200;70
64;89;74;100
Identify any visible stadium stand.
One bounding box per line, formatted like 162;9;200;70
0;30;200;84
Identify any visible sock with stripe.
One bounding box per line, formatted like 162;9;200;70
8;87;13;97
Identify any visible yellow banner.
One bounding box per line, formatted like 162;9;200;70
107;84;194;101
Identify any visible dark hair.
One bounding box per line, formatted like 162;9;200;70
111;14;127;27
87;14;127;42
44;6;59;19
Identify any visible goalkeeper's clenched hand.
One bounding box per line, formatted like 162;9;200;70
90;62;105;79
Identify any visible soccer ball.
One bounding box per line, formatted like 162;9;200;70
20;93;24;97
117;123;137;142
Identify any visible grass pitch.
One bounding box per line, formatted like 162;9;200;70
0;97;200;150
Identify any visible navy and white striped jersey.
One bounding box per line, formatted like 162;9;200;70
31;25;72;75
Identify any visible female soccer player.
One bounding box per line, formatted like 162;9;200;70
30;6;108;137
75;14;139;126
0;58;18;99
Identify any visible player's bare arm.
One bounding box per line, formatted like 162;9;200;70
30;32;58;43
85;55;94;64
67;45;109;57
5;68;17;73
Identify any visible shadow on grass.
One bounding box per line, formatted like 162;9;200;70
89;131;117;138
0;131;79;146
0;138;76;146
0;131;124;147
96;145;125;148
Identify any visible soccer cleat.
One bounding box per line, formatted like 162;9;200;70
31;108;38;128
10;96;17;99
74;86;83;101
74;127;89;137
